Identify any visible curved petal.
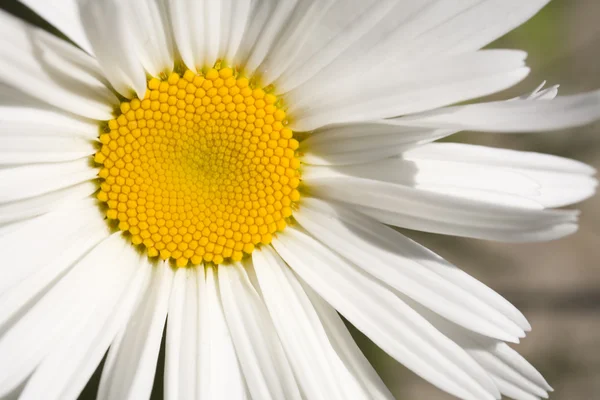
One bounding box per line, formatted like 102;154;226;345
79;0;147;98
403;143;597;208
218;263;301;400
17;250;150;400
394;90;600;132
289;51;529;132
295;198;528;341
301;283;394;400
300;122;455;165
0;234;132;397
0;214;108;331
0;182;97;225
97;261;173;400
121;0;174;76
304;173;580;242
18;0;93;54
0;199;103;295
0;11;117;120
0;158;98;204
273;227;500;400
254;246;380;400
165;266;248;400
0;136;95;165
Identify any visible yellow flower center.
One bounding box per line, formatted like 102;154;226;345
94;67;301;267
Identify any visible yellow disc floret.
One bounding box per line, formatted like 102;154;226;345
95;67;301;267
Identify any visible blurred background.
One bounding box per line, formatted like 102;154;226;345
354;1;600;399
2;1;599;399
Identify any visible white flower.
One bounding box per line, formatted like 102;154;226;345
0;1;598;400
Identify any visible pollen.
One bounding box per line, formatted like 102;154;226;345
95;68;301;267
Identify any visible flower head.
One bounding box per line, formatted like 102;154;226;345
0;1;598;400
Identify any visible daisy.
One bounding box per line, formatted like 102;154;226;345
0;1;598;399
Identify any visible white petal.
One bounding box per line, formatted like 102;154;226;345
165;267;198;400
167;0;204;71
223;0;252;62
0;181;97;225
290;51;529;131
404;142;595;175
296;198;527;341
258;0;335;85
79;0;147;98
97;262;173;400
241;1;298;77
0;88;100;139
0;136;95;165
273;227;499;400
300;122;455;165
305;174;580;242
218;263;301;400
420;310;551;400
0;199;102;296
204;0;222;67
395;90;600;132
275;0;421;93
0;233;131;397
301;284;394;400
233;0;277;67
0;214;108;330
0;11;117;119
166;266;248;400
276;0;548;94
121;0;174;76
17;248;149;400
289;49;526;114
254;246;366;400
403;143;597;207
18;0;93;54
0;158;98;204
199;267;249;399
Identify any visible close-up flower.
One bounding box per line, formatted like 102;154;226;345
0;1;599;399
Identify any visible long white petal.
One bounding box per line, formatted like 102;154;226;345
0;182;97;225
218;263;301;400
0;136;95;165
97;262;173;400
18;0;93;54
0;214;108;330
276;0;548;94
295;198;527;341
0;199;102;295
290;51;529;131
0;87;99;139
17;249;150;400
258;0;335;85
394;90;600;132
0;11;117;119
223;0;252;62
0;233;130;396
418;309;551;400
403;143;597;207
300;122;455;165
254;246;363;400
242;1;298;77
165;267;198;400
79;0;147;98
199;267;249;399
0;158;97;204
305;174;580;242
121;0;174;76
301;284;394;400
273;227;500;400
